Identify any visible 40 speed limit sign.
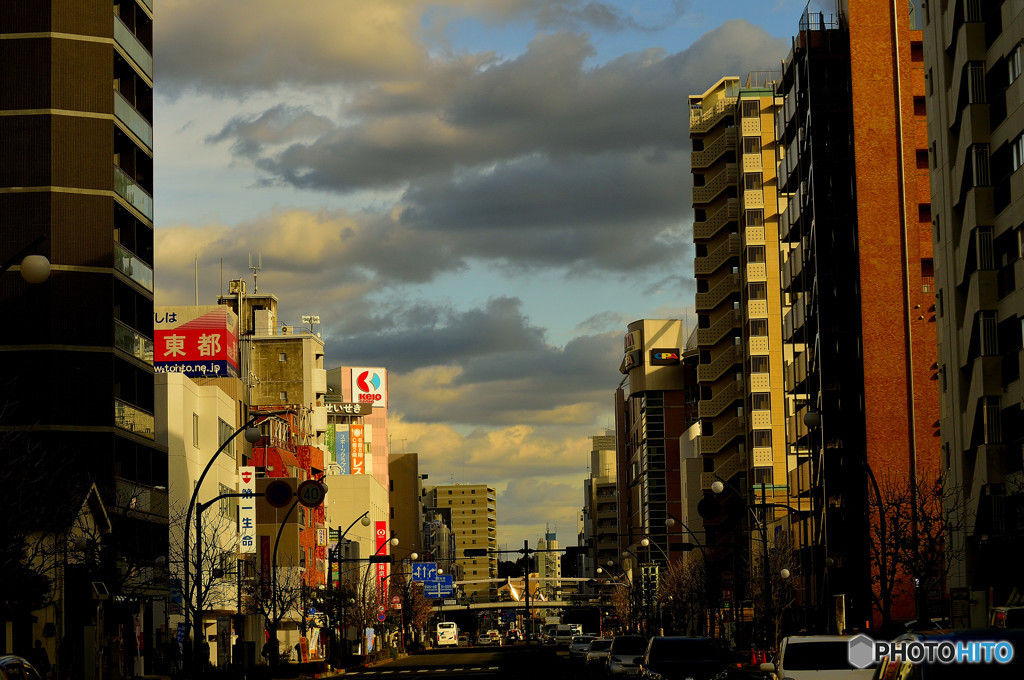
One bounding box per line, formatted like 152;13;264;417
296;480;326;508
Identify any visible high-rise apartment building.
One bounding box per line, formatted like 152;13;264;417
773;2;938;630
423;484;497;602
689;75;790;619
583;433;618;577
0;0;163;667
615;319;697;566
923;0;1024;627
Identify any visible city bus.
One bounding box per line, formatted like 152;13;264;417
436;621;459;647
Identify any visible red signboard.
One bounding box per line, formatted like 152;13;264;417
154;306;239;377
375;521;388;602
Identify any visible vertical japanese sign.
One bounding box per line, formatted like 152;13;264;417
375;521;389;602
260;536;271;598
239;466;256;553
325;425;335;465
350;425;365;475
337;425;351;474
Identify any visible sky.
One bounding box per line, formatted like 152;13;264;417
152;0;819;551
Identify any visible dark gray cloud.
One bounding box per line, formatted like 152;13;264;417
207;105;335;157
323;296;622;426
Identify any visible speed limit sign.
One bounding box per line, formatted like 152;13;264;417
297;480;326;508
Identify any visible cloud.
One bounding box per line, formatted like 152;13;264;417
156;0;429;94
206;105;335;157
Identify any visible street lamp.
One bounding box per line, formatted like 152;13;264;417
327;512;372;666
1;234;50;282
184;417;262;659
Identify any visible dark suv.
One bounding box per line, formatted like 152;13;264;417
637;636;728;680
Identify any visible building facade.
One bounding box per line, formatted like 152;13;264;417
615;319;697;569
773;1;939;630
424;484;498;602
0;0;165;669
923;0;1024;626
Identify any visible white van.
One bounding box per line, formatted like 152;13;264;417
553;624;575;647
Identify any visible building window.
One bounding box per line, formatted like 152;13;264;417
750;356;769;373
741;100;759;118
744;173;762;191
279;352;287;362
279;391;288;401
752;430;772;448
1012;133;1024;172
1009;43;1022;85
748;282;768;300
751;393;770;410
743;137;761;155
749;319;768;337
747;245;766;263
193;413;200;447
745;210;764;226
218;418;235;460
753;466;774;486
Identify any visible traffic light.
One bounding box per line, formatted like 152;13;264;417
464;548;489;557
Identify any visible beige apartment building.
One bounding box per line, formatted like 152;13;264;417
689;75;789;608
424;484;498;602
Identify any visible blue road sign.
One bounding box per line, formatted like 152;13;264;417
411;562;437;582
423;575;454;599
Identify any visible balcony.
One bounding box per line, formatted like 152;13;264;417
114;319;154;364
696;309;741;346
747;300;768;319
698;381;741;419
749;372;771;391
691;128;736;169
695;273;739;311
114;242;153;291
744;225;765;245
693;165;738;204
694;234;741;276
751;410;772;429
743;189;765;208
697;346;741;382
701;450;748;488
693;199;739;240
114;91;153;151
114;166;153;220
113;16;153;79
748;336;769;355
312;367;328;395
690;97;737;133
746;262;767;281
699;416;744;456
114;399;154;439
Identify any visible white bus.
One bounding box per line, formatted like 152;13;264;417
436;621;459;647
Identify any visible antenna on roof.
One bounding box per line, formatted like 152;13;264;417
249;253;262;293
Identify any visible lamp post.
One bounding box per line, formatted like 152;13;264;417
711;476;809;649
328;512;372;665
184;417;262;662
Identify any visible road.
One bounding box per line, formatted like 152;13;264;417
343;644;575;680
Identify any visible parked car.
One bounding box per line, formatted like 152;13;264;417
760;635;876;680
570;635;598;660
606;635;649;676
0;656;44;680
476;632;493;646
553;624;576;647
991;606;1024;629
487;630;502;646
637;636;728;680
457;634;471;647
506;628;522;642
586;638;613;672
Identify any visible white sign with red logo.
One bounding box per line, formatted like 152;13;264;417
239;466;256;554
375;521;389;602
351;367;388;409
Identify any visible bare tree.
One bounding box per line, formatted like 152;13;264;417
745;532;797;648
659;553;711;636
166;499;241;646
867;469;967;628
241;560;304;666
